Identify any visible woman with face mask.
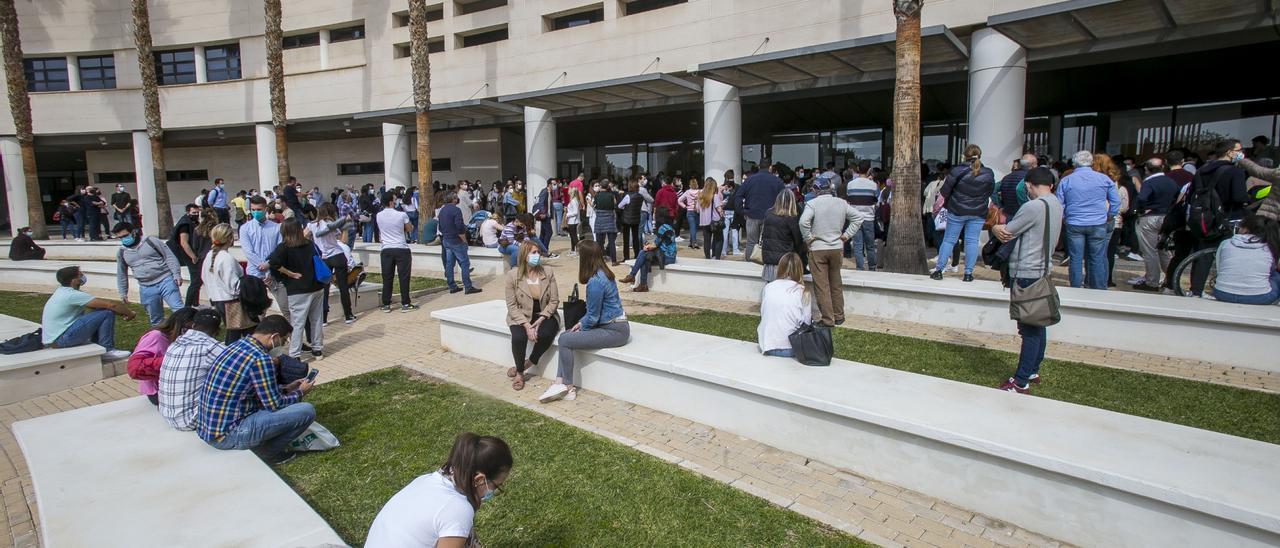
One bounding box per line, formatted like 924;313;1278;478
502;241;560;391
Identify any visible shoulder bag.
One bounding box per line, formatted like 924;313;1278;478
788;323;833;367
1008;201;1061;327
312;244;334;284
562;284;587;329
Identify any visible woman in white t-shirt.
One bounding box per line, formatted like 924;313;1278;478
366;433;513;548
479;213;505;248
202;224;251;343
757;252;811;358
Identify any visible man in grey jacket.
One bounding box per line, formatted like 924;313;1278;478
799;177;867;327
991;168;1063;394
113;222;184;326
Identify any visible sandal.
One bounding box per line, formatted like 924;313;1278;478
512;375;525;391
507;367;517;378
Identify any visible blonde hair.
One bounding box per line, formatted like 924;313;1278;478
207;223;235;273
775;252;809;300
515;240;544;279
963;144;983;177
770;188;797;217
698;177;718;209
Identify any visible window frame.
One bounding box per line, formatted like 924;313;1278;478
548;5;604;31
282;32;321;50
622;0;687;16
76;54;116;90
338;162;385;176
204;43;242;82
154;49;197;86
329;25;367;43
23;57;70;92
460;26;508;48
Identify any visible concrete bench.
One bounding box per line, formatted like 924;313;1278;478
13;397;345;547
632;256;1280;371
433;300;1280;548
0;315;105;405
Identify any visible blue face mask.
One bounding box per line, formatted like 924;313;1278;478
251;210;266;222
527;254;541;267
77;274;88;287
480;479;497;502
120;235;137;247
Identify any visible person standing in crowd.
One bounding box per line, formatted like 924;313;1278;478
336;189;359;247
268;218;325;359
230;190;248;229
359;184;380;243
41;266;135;361
1211;215;1280;305
208;178;230;224
653;177;680;239
365;433;513;548
532;181;554;250
541;241;629;404
503;241;559;391
996;155;1037;221
721;179;741;256
185;207;218;306
1131;157;1178;291
1055;150;1120;289
992;167;1063;394
637;176;655;236
8;226;45;261
111;184;133;225
114;222;184;326
761;190;805;282
94;186;112;240
930;145;995;282
57;199;77;239
308;204;357;324
564;187;583;257
620;209;677;293
549;179;566;238
402;186;419;245
159;308;226;431
282;176;305;220
197;314;315;465
757;252;811;358
845;160;879;270
376;192;418;311
618;181;645;262
677;178;702;249
738;162;785;262
800;176;864;327
1094;153;1131;288
240;196;288;313
203;224;253;343
457;180;478;221
1187;140;1251;296
592;182;619;265
439;191;482;296
127;307;196;405
697;177;726;260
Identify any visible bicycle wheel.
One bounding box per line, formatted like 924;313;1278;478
1171;247;1218;297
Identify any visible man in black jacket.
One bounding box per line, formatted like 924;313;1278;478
8;227;45;261
1132;158;1178;291
1187;140;1251;295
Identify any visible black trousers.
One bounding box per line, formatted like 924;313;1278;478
510;316;560;373
323;254;352;320
566;223;581;253
185;261;204;306
620;223;641;261
380;248;412;306
702;225;724;259
596;232;618;263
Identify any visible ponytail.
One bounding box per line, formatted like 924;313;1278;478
970;157;982;178
962;144;984;178
441;432;513;509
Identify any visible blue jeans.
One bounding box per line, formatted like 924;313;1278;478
852;219;877;270
442;239;474;290
934;213;984;274
60;218;75;239
1066;224;1110;289
406;211;419;243
52;309;117;350
629;249;674;285
641;211;652;235
362;222;375;243
498;243;519;267
552;202;565;234
723;211;740;254
686;211;700;247
1012;278;1048;385
208;402;315;458
346;226;357;248
138;277;184;325
764;348;794;358
1213;271;1280;305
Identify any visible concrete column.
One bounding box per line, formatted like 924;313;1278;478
131;131;161;236
523;106;556;204
967;28;1026;179
702;79;742;183
383;123;411;188
255;124;278;193
194;45;208;83
319;29;331;70
66;55;82;91
1;137;30;231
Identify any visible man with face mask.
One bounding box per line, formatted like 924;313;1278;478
197;314;316;465
239;195;289;312
41;266;136;361
208;178;230;223
111;184;133;225
8;226;45;261
113;222;184;326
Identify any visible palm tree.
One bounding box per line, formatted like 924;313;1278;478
131;0;174;237
265;0;289;188
881;0;927;274
408;0;433;218
0;0;48;238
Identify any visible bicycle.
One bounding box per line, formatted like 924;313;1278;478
1170;247;1218;297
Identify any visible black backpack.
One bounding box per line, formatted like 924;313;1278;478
0;329;43;354
1186;170;1230;241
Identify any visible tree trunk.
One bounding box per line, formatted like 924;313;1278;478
409;0;434;219
882;1;927;274
265;0;290;188
1;0;48;238
132;0;173;238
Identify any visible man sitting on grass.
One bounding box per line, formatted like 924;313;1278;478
159;308;227;431
41;265;136;361
197;314;315;465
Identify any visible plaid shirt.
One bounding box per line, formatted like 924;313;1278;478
159;330;226;431
197;337;301;443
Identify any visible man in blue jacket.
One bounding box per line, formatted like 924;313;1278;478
736;162;784;262
438;192;482;295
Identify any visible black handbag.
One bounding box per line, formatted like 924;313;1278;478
562;284;587;329
788;323;833;367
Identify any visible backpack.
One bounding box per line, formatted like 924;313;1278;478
1186;170;1230;241
0;329;43;354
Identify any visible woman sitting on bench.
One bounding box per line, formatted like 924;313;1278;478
504;241;560;391
757;252;811;358
541;240;630;404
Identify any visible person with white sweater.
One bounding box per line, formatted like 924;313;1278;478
758;252;811;358
202;224;251;343
799;177;866;327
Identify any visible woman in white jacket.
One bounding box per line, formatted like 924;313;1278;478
757;252;811;358
202;224;250;342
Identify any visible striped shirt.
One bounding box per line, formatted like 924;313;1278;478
197;337;301;443
159;330;227;431
844;177;879;217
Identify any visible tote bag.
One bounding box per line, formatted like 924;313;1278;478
788;324;833;367
562;284;587;329
1008;202;1061;327
312;245;333;284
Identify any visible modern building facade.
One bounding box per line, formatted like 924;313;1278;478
2;0;1276;237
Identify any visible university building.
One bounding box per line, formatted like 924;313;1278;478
2;0;1275;237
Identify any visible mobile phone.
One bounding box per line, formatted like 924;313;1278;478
305;369;319;383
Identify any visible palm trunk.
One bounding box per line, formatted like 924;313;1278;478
882;0;927;274
265;0;290;188
132;0;173;237
1;0;48;238
409;0;434;219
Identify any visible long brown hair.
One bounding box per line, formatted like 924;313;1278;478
280;217;308;247
441;432;513;510
317;202;338;222
576;240;615;284
196;207;219;238
698;176;718;209
1093;152;1122;182
963;144;983;177
515;240;544;279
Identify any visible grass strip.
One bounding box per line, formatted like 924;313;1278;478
363;273;446;293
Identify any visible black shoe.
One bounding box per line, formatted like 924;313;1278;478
380;305;393;313
449;287;463;294
301;342;313;352
930;270;944;280
344;315;357;324
962;274;974;282
270;452;298;466
835;318;845;326
1131;283;1161;292
400;303;418;312
311;350;323;358
464;287;483;295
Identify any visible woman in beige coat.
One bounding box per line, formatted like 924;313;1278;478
504;240;561;390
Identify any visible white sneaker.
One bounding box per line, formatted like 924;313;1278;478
1126;276;1146;286
102;349;132;361
945;265;959;273
568;251;579;258
674;236;685;242
564;387;578;401
1125;252;1143;261
538;383;570;403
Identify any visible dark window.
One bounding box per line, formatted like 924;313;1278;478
283;32;320;49
77;55;116;90
550;7;604;30
395;39;444;58
96;172;137;185
393;6;442;27
623;0;686;16
23;58;69;92
410;158;452;172
166;170;209;182
205;44;241;81
330;25;366;43
460;26;507;48
338;162;385;176
154;49;197;85
457;0;506;15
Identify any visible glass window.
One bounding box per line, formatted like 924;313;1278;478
741;144;763;174
461;26;508;48
1023;117;1050;158
832;129;884;169
330;25;366;43
648;142;683;179
623;0;687;16
1098;108;1173;159
23;58;69;92
166;170;209;182
283;33;320;49
603;145;635;182
154;49;197;85
205;44;241;82
920;124;952;166
338;162;385;176
768;132;820;172
96;172;136;185
1062;114;1098;160
77;55;115;90
1174;100;1278;161
550;7;604;31
456;0;506;15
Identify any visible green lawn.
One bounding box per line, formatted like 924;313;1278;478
277;368;865;547
364;273;446;293
0;290;151;351
630;311;1280;446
